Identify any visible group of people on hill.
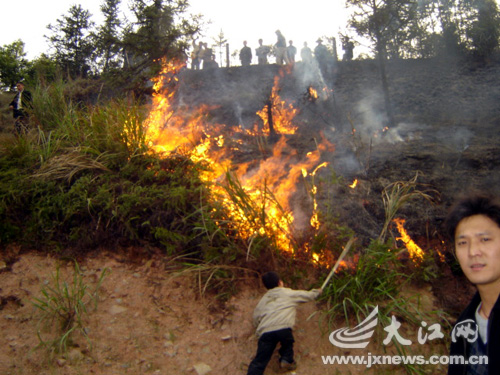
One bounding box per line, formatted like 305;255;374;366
190;41;218;70
189;30;356;70
239;30;337;68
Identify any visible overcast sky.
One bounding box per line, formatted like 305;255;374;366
0;0;352;61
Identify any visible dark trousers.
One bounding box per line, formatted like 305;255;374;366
247;328;294;375
14;116;29;136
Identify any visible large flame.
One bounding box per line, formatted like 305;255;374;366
143;60;334;256
256;71;298;135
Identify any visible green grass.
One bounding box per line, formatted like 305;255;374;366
32;261;108;355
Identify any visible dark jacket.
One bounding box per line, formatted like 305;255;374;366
9;90;32;119
448;292;500;375
239;46;252;66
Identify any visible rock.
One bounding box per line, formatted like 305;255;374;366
67;348;84;362
56;358;67;367
109;305;128;314
193;362;212;375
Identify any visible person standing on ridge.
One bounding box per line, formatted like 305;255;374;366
287;40;297;65
240;41;253;66
256;39;271;65
274;30;289;65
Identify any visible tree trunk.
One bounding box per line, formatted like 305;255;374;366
376;42;395;129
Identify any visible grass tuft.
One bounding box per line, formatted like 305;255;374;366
32;260;108;356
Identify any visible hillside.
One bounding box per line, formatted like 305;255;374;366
174;57;500;244
1;56;499;374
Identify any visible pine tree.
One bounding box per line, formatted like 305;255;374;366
46;5;95;78
96;0;124;72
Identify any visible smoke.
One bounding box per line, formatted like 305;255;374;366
295;60;328;94
352;91;435;145
233;102;244;127
357;90;388;131
436;126;472;153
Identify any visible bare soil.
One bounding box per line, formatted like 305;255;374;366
0;250;341;375
0;248;453;375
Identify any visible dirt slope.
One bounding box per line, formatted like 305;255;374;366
0;250;451;375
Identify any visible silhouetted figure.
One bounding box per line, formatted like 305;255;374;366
314;38;331;77
300;42;313;64
205;54;219;69
239;41;252;66
256;39;271;65
9;80;32;136
201;43;213;69
342;37;354;61
274;30;289;65
287;40;297;64
191;41;202;70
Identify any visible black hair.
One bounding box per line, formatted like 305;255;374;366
261;271;280;289
444;193;500;242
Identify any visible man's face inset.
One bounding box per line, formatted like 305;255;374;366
455;214;500;291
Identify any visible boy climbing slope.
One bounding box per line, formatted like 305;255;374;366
247;271;322;374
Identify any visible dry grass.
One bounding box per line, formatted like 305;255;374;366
31;148;110;182
378;172;438;242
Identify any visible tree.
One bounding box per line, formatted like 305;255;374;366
28;54;59;85
123;0;201;78
212;30;228;67
467;0;500;60
437;0;500;60
347;0;419;127
0;40;31;90
390;0;443;58
46;5;95;78
95;0;124;72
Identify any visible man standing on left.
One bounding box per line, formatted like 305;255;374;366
9;80;32;136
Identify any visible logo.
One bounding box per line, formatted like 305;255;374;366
329;306;378;348
451;319;479;343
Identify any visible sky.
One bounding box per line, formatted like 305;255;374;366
0;0;352;63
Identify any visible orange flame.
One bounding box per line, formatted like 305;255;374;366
308;86;319;100
256;71;298;135
349;179;358;188
394;218;424;263
305;162;328;230
144;60;334;257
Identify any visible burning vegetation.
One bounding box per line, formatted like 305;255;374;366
143;60;337;261
141;58;437;273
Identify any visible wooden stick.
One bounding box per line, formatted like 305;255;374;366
321;237;356;290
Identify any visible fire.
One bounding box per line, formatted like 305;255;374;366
143;60;334;257
393;218;424;263
308;86;319;100
305;162;328;230
256;69;298;135
349;179;358;188
435;247;446;263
